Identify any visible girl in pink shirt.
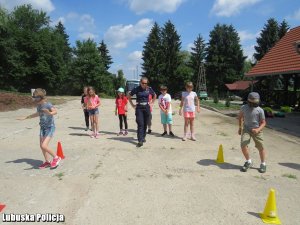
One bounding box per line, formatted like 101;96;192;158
84;86;101;138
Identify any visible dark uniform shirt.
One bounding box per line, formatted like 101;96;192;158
130;86;155;103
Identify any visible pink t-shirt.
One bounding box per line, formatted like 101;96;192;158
84;95;100;109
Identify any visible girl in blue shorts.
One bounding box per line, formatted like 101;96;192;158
19;88;61;169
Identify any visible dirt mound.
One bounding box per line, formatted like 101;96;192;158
0;92;35;112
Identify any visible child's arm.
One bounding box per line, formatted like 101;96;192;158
42;107;57;116
252;120;266;134
238;111;243;135
115;105;118;116
17;112;39;120
196;96;200;113
179;97;184;115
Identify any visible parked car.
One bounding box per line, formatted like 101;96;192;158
198;91;208;100
229;95;242;101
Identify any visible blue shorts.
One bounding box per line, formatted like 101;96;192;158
88;108;99;115
40;126;55;138
161;113;173;124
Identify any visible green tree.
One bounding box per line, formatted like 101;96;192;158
54;21;72;63
206;24;245;93
278;19;290;39
189;34;206;83
98;40;113;70
160;20;182;95
70;39;106;94
114;69;126;90
254;18;279;62
142;22;163;91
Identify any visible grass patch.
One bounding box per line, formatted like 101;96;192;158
54;172;64;180
254;175;267;180
282;173;297;179
201;100;241;111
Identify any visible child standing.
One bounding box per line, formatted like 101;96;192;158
84;86;101;138
238;92;267;173
115;87;128;136
179;82;200;141
158;85;174;137
18;88;61;169
81;86;90;131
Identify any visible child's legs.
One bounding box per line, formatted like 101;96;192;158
124;115;128;130
253;132;265;163
40;136;56;161
84;110;89;127
147;113;152;129
184;118;189;134
119;115;123;130
189;118;195;133
241;131;251;160
163;124;167;132
90;115;95;132
168;124;172;132
94;114;99;132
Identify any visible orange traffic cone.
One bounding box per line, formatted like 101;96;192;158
0;203;6;212
260;189;281;224
56;141;65;159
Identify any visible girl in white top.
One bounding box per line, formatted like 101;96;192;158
179;82;200;141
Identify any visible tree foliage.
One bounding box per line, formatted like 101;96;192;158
206;23;245;93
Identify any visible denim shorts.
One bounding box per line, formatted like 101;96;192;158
88;108;99;115
40;126;55;138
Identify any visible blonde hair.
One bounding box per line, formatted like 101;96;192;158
87;86;96;97
185;82;193;88
33;88;46;99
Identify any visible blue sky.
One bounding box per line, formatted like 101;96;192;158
1;0;300;79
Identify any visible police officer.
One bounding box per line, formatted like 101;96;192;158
128;77;156;147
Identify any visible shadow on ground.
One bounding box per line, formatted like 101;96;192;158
107;136;137;146
69;133;89;136
197;159;241;170
278;162;300;171
247;212;261;219
6;158;43;170
68;126;86;130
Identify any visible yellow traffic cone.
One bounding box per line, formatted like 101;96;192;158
260;189;281;224
216;144;224;163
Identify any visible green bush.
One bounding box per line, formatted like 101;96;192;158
280;106;292;113
263;107;273;113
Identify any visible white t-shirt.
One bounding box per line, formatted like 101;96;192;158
158;93;172;113
182;91;197;112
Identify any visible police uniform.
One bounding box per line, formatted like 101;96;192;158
130;86;155;143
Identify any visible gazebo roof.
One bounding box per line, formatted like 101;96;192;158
225;80;257;91
246;26;300;77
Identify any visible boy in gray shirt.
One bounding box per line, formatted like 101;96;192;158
238;92;267;173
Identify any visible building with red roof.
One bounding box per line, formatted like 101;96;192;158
245;26;300;106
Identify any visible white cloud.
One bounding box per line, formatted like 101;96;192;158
78;32;98;40
50;16;65;26
287;8;300;21
238;30;259;43
211;0;261;17
0;0;55;12
104;18;153;50
187;43;194;51
126;0;185;14
243;44;256;61
128;51;142;62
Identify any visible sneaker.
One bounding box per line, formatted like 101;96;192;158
147;129;152;134
258;164;266;173
50;157;61;169
39;161;50;169
90;133;95;138
85;127;89;131
191;135;197;141
136;142;143;147
161;131;167;136
182;136;187;141
117;131;123;136
95;134;100;139
241;161;253;172
169;131;175;137
123;130;128;136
